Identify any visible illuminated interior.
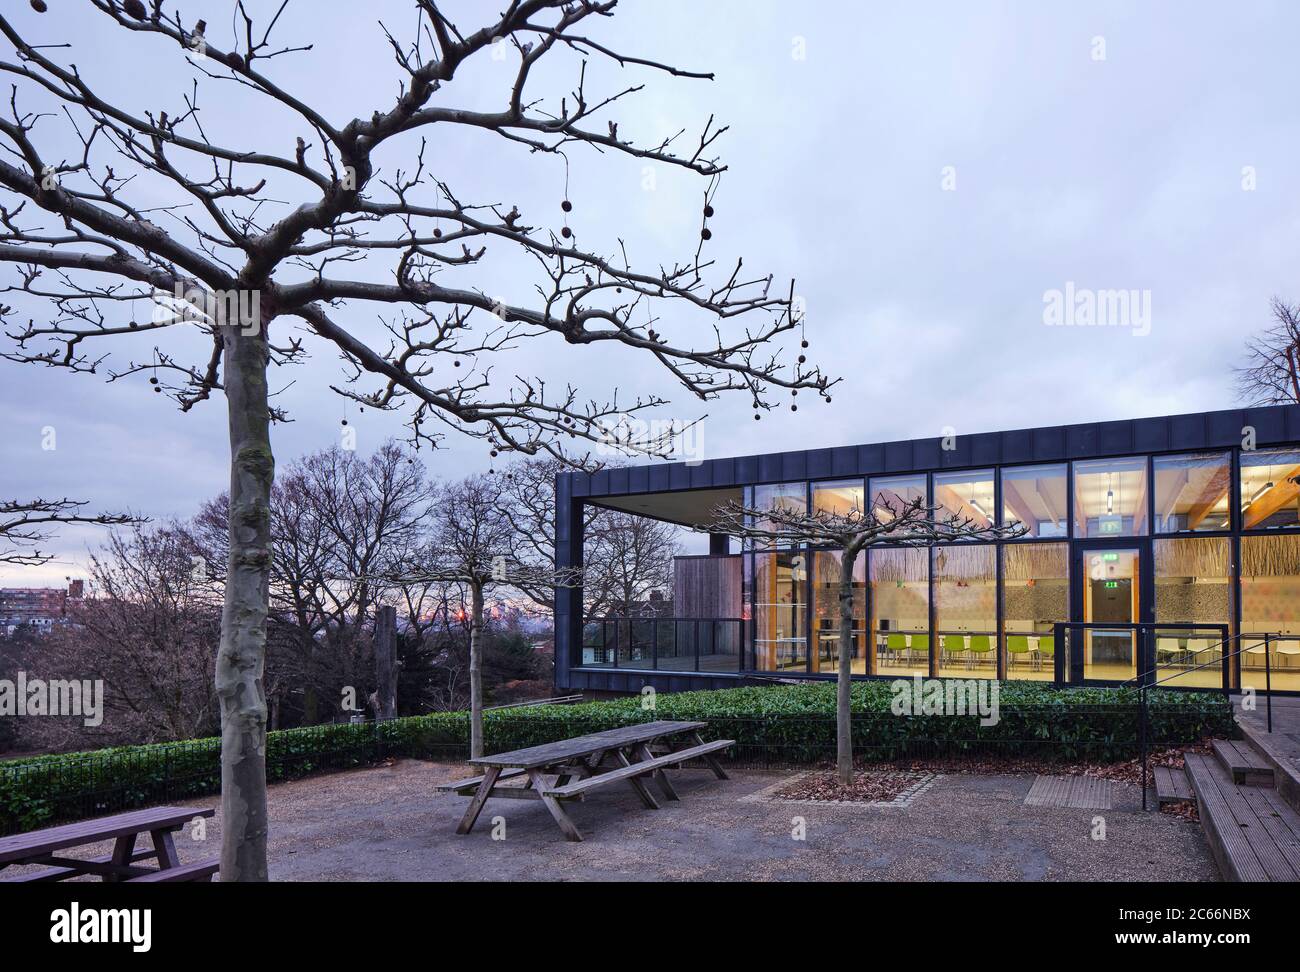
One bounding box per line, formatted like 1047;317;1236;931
933;545;997;678
1153;452;1232;533
933;469;995;528
1074;457;1148;538
869;474;926;523
870;547;929;677
1001;463;1068;538
1003;543;1068;681
1240;448;1300;530
812;550;866;674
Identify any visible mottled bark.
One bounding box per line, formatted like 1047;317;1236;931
836;552;857;785
469;581;485;759
217;314;274;882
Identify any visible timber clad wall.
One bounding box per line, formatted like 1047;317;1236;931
673;555;742;619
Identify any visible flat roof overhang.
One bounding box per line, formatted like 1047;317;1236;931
587;487;740;529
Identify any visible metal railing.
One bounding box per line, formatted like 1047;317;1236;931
1125;631;1278;811
580;617;745;673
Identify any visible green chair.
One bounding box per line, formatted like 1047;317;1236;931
910;633;930;668
886;632;908;665
1038;635;1055;673
968;634;993;671
942;633;967;668
1006;635;1031;673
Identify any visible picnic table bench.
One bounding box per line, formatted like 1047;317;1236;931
438;720;734;841
0;806;218;883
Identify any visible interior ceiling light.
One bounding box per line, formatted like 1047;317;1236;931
1245;481;1274;507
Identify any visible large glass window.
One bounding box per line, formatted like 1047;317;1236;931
1154;538;1231;689
870;547;929;677
1002;543;1068;681
869;474;926;523
933;469;995;529
749;482;808;548
1153;452;1231;534
1241;535;1300;692
1074;457;1148;538
813;479;864;517
1081;547;1141;681
752;551;806;672
934;545;997;678
812;550;866;674
1001;464;1068;538
1240;448;1300;530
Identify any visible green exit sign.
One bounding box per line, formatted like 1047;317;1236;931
1102;553;1119;562
1104;581;1119;589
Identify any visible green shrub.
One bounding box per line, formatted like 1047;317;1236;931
0;682;1234;835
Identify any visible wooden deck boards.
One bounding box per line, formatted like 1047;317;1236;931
1184;753;1300;882
1154;766;1195;805
1211;739;1274;786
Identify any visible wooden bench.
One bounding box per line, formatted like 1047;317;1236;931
0;806;215;883
126;859;219;883
8;848;158;883
435;767;529;794
445;722;735;841
544;740;734;799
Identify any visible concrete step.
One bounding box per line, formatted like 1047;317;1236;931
1211;738;1274;786
1184;754;1300;882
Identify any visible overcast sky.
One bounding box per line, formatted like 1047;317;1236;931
2;0;1297;586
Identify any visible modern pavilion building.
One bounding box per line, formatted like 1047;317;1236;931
553;404;1300;696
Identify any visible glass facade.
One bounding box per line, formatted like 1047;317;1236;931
870;547;929;677
812;550;866;674
933;469;995;528
1002;464;1068;538
574;434;1300;694
1240;448;1300;530
1074;457;1148;538
813;479;865;517
752;550;806;672
1153;537;1231;688
1241;535;1300;692
934;545;997;678
870;474;926;522
1002;543;1068;681
1153;452;1231;533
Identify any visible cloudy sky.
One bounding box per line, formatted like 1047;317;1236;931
2;0;1297;585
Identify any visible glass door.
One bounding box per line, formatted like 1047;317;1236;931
1076;544;1147;681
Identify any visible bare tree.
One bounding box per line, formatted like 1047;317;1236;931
0;498;137;566
1237;296;1300;405
0;2;832;879
707;497;1025;784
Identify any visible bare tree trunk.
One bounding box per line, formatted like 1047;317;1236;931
836;553;857;785
469;582;485;759
217;319;274;882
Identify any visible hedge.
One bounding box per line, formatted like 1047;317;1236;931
0;682;1235;835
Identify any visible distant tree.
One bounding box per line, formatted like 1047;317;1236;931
35;522;221;750
498;456;681;616
0;2;832;879
708;497;1024;784
1237;296;1300;405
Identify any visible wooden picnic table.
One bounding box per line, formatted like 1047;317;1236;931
438;720;734;842
0;805;218;883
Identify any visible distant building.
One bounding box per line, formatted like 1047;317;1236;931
0;581;83;636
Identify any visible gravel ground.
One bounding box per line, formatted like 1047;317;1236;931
5;759;1219;881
